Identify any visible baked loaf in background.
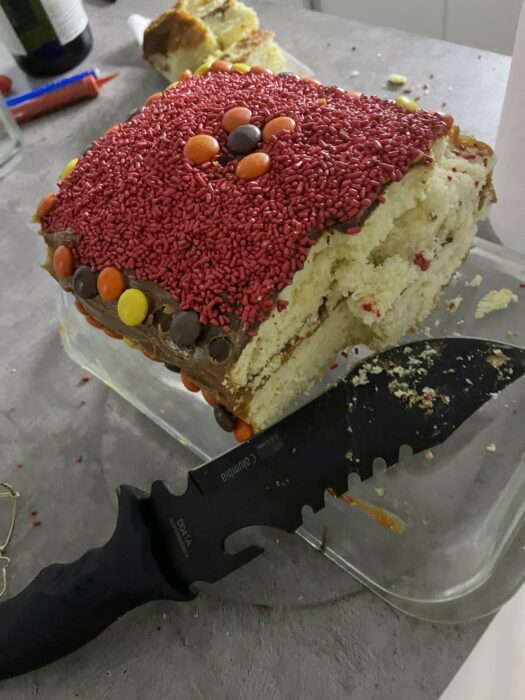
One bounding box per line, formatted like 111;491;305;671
143;0;285;79
36;66;495;440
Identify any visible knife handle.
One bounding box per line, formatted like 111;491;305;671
0;485;194;680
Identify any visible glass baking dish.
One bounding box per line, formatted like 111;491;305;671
56;237;525;622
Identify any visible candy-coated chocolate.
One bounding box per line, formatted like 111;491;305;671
169;310;202;346
103;327;123;339
117;288;149;326
235;152;270;180
180;371;200;392
210;60;232;73
395;95;421;111
166;81;179;89
35;192;56;220
179;69;193;81
209;336;231;362
194;62;211;76
73;266;98;299
75;299;88;316
202;389;217;406
227;124;261;154
250;66;272;75
231;63;250;73
234;419;254;442
437;112;454;129
214;404;237;431
303;77;322;85
53;245;74;278
221;106;252;133
145;92;163;106
59;158;79;181
123;337;138;348
97;266;126;301
183;134;220;165
262;116;296;143
164;362;181;373
85;314;104;329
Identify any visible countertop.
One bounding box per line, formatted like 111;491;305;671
0;1;512;698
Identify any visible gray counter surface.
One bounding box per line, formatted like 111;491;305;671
0;1;511;698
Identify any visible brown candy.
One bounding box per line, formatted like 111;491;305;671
214;405;237;432
73;266;98;299
169;310;202;346
209;336;231;362
164;362;181;373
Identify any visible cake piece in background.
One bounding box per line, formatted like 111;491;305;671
143;0;285;79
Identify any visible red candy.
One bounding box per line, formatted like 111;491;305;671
42;72;448;331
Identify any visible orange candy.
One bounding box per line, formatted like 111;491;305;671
53;245;74;278
35;192;56;220
103;327;123;340
180;371;200;392
221;106;252;133
145;91;163;106
250;66;272;75
235;152;271;180
234;419;254;442
75;300;88;316
179;69;193;81
262;116;296;144
202;389;217;407
210;60;232;73
304;76;322;85
183;134;220;165
97;266;126;301
85;314;104;329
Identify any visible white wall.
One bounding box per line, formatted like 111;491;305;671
261;0;523;54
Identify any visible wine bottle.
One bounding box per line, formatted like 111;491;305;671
0;0;93;78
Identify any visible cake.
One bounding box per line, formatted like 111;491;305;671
35;66;495;440
143;0;285;79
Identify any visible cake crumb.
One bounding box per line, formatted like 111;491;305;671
388;73;407;85
466;274;482;287
487;349;509;369
424;450;434;460
375;487;385;496
447;295;463;315
506;330;519;338
475;289;517;319
486;443;497;452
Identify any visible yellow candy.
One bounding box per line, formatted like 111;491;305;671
123;337;138;349
59;158;79;181
388;73;407;85
117;289;149;326
231;63;250;73
195;62;212;76
167;81;179;89
395;95;421;111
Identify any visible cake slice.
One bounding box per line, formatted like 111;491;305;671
143;0;285;79
36;69;495;439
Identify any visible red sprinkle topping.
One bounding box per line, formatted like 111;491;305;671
43;72;448;330
414;253;430;271
32;520;42;527
74;455;83;463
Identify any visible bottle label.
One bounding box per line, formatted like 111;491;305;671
0;5;27;56
40;0;88;45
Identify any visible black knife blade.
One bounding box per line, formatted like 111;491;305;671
0;338;523;679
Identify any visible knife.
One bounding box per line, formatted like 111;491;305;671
0;337;523;679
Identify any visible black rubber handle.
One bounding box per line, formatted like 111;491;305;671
0;486;194;680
